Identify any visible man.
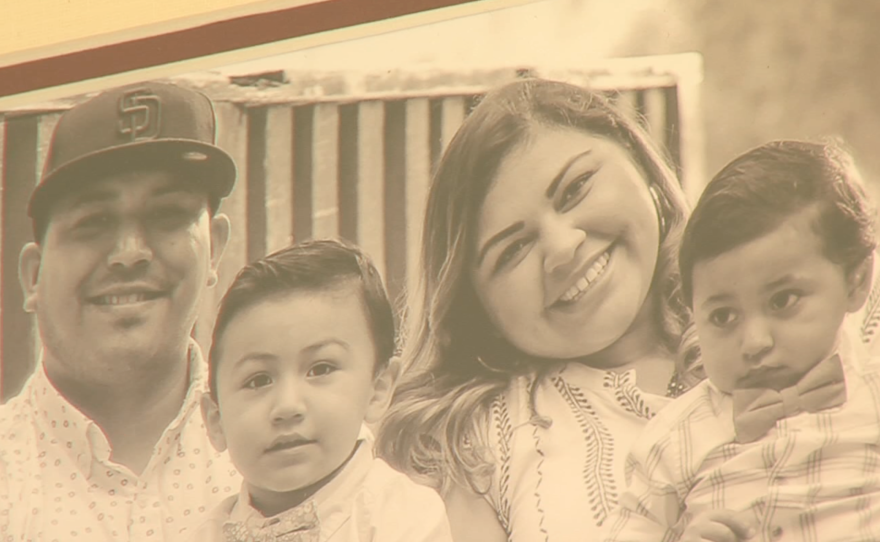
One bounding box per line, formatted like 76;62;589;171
0;82;241;541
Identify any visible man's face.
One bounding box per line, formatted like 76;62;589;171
20;170;229;384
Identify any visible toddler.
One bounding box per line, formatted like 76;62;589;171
193;239;454;542
606;140;880;541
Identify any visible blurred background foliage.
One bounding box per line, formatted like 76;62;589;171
620;0;880;196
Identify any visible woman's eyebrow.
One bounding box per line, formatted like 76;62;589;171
545;149;593;199
478;222;525;266
699;292;733;311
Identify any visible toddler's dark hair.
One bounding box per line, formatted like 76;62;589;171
680;140;876;305
208;238;396;400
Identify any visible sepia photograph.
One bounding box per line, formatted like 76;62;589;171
1;1;880;540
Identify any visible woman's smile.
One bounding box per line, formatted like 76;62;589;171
549;246;613;308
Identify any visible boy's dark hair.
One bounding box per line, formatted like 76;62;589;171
680;140;876;305
208;238;396;400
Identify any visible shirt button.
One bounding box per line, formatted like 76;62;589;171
771;526;784;539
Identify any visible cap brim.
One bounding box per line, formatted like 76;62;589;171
28;139;237;220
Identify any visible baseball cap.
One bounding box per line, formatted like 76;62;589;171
28;81;237;237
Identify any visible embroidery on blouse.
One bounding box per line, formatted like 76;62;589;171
604;372;656;420
528;397;551;542
491;393;514;533
552;375;616;527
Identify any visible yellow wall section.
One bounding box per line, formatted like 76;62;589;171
0;0;310;58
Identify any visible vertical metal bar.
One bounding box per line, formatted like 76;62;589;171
35;113;62;185
672;54;706;204
430;100;443;173
338;103;359;245
293;106;314;242
615;90;642;128
404;98;431;306
246;107;268;262
355;101;387;282
312;103;339;239
1;116;38;400
662;86;682;179
642;87;669;150
263;105;295;255
439;96;466;153
383;102;406;303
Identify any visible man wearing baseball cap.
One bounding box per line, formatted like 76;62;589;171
0;82;241;541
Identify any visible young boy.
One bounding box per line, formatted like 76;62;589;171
192;239;454;542
605;140;880;542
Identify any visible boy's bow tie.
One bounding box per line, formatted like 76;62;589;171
732;354;847;444
222;499;320;542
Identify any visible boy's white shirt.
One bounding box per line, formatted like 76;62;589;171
190;427;454;542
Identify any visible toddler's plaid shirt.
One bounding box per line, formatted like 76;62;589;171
605;336;880;542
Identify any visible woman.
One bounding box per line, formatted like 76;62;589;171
377;78;700;541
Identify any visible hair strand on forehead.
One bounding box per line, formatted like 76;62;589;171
207;238;396;401
680;139;877;307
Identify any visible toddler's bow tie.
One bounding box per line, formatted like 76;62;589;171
222;499;320;542
732;354;847;444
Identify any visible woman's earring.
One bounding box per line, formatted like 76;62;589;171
475;355;507;374
648;184;668;241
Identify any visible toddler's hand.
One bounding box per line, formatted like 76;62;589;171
681;509;756;542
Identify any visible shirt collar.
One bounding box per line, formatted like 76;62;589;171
705;329;864;402
839;328;870;375
28;339;208;476
228;429;375;539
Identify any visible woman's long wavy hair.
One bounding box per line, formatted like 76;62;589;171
376;78;699;494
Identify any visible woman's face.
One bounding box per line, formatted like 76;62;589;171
470;125;661;360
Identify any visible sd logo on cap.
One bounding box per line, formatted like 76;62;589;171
29;82;238;239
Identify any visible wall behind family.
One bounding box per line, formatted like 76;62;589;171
219;0;880;197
